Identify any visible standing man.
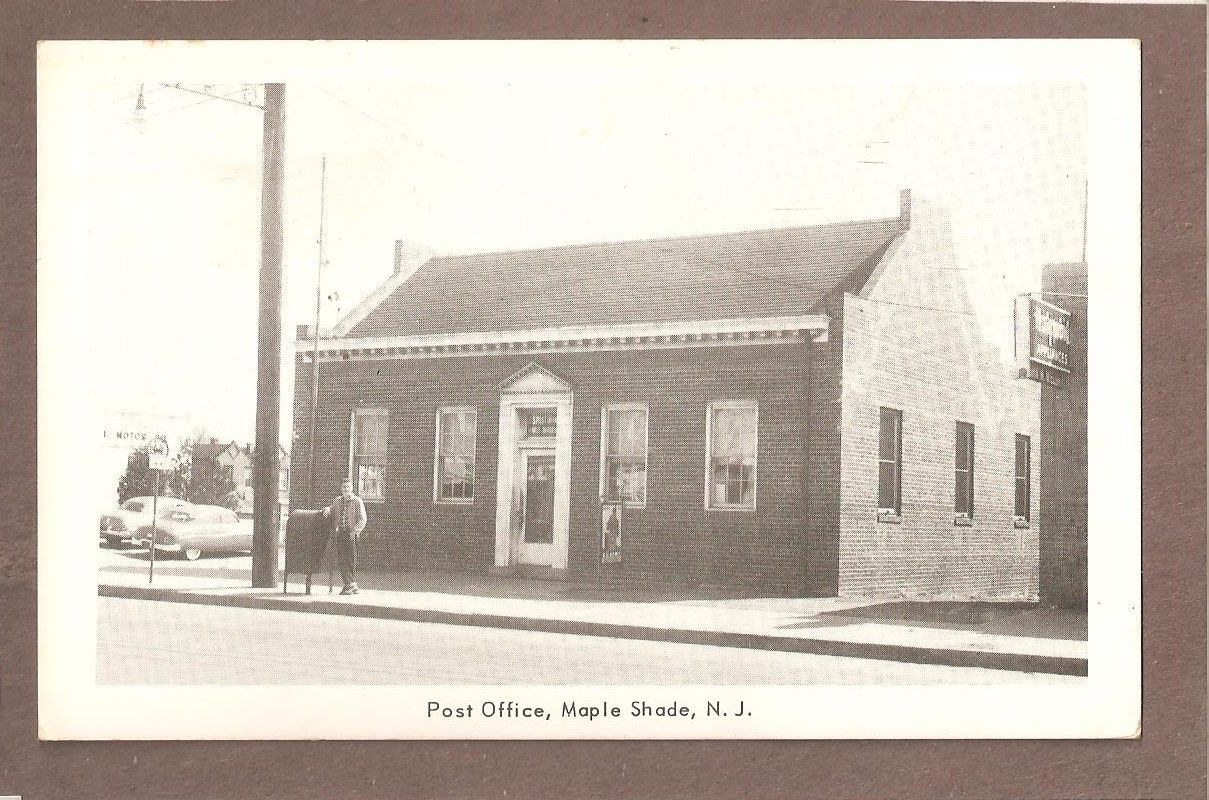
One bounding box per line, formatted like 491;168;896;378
324;477;367;595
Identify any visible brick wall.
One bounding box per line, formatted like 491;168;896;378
803;295;845;596
836;200;1042;599
291;341;815;594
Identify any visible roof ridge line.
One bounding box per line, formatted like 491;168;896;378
422;215;903;263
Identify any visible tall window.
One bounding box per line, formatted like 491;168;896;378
435;407;477;502
954;421;975;519
878;407;903;514
350;407;388;501
1014;434;1031;522
707;401;758;509
600;404;648;506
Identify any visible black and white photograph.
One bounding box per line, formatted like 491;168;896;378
37;39;1139;740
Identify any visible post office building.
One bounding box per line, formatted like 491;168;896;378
292;192;1041;598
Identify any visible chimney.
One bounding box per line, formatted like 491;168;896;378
899;188;912;229
392;239;431;278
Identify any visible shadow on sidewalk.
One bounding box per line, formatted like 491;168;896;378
777;601;1088;641
103;551;253;583
350;570;768;604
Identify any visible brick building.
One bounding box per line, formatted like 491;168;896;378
292;192;1041;598
1037;262;1088;607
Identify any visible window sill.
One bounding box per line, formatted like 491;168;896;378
435;498;475;506
876;511;902;524
363;497;386;504
707;505;756;512
953;515;973;527
1013;518;1031;529
602;500;647;510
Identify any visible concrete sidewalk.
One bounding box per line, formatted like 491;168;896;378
98;555;1087;676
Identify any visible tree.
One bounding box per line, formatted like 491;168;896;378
187;443;237;507
116;441;191;504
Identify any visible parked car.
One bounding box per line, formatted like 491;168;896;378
133;504;253;561
99;496;191;547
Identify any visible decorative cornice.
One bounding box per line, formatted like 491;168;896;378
296;314;829;363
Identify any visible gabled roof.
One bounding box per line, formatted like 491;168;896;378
345;216;905;339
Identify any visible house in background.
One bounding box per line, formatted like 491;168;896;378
291;191;1041;599
191;437;290;518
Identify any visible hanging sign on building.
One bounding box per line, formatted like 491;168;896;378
1015;295;1072;383
601;504;622;564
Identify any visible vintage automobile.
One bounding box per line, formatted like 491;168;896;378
99;496;191;548
134;504;253;561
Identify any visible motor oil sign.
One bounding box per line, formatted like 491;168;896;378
1015;295;1072;382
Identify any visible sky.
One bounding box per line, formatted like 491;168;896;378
74;49;1087;447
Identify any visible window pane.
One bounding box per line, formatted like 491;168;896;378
878;461;897;510
710;458;753;508
1015;435;1029;477
1015;477;1028;518
607;409;646;457
711;406;756;460
440;410;475;458
358;464;384;499
606;458;646;503
879;408;899;461
356;410;388;458
955;423;971;471
955;471;969;515
371;415;388;457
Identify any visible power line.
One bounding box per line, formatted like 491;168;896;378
855;296;975;316
313;87;447;159
158;83;263;110
104;83;172;107
144;90;246;119
101;86;258;130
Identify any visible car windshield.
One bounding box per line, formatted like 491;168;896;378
121;500;145;512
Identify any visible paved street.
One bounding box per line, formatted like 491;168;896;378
97;597;1078;685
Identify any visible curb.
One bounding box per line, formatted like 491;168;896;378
99;584;1088;677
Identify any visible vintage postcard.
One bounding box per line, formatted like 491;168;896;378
37;39;1139;739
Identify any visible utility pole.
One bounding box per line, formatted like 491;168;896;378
307;156;327;508
252;83;286;589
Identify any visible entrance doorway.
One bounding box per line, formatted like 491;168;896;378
520;451;556;564
493;363;573;572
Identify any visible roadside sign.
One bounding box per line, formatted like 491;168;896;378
147;434;173;471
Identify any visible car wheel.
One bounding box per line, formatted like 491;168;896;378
103;536;121;548
183;547;202;561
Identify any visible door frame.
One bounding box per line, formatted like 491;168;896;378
494;365;573;570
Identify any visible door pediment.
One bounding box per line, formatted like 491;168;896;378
497;362;572;394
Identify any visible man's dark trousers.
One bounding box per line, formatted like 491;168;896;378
336;527;357;587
